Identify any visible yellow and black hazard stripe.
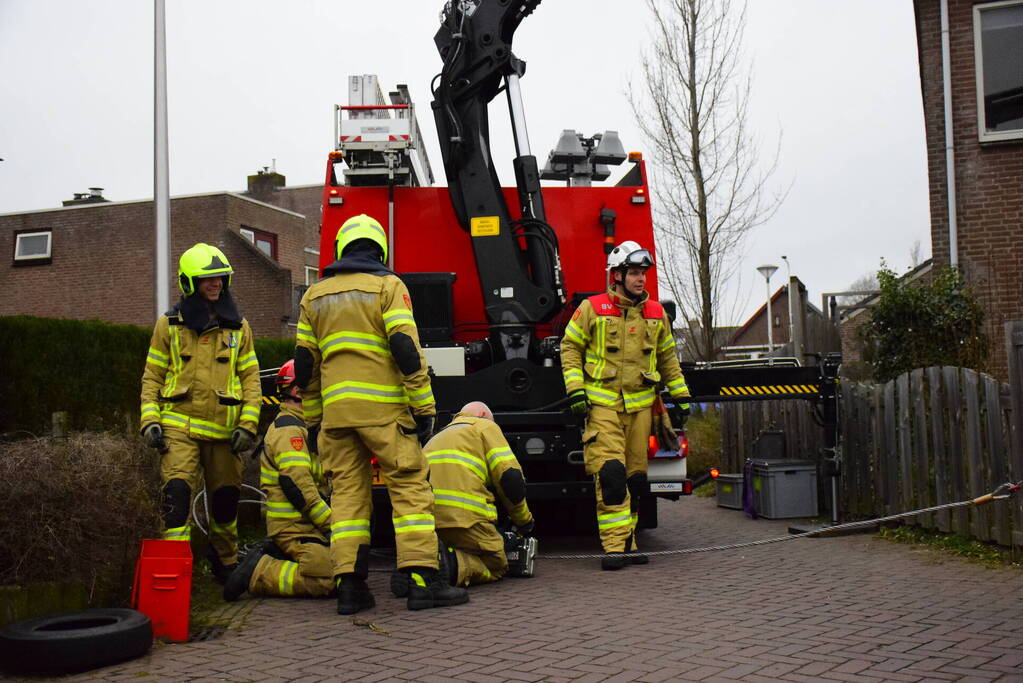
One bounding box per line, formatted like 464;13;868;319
262;395;281;405
719;385;819;397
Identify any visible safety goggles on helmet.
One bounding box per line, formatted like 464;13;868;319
622;249;654;268
178;243;233;296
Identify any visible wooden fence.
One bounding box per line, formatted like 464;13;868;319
720;321;1023;548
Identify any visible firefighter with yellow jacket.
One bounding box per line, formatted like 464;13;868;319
140;243;261;581
295;214;468;615
560;241;691;571
420;401;535;588
223;360;334;601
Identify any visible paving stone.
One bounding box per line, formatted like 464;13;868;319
59;497;1023;682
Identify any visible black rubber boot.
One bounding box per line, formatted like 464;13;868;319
626;550;649;565
206;546;236;585
405;567;469;611
336;574;375;615
601;553;628;571
223;547;263;602
390;570;409;598
438;543;459;586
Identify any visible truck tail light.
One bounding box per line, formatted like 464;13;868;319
682;480;693;495
648;433;688;460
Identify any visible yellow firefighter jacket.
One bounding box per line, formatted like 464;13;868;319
259;401;331;540
140;313;261;440
296;268;435;428
424;413;533;529
560;288;690;413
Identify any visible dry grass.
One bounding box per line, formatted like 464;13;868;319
0;433;162;605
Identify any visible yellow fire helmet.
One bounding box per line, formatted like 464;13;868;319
178;243;233;296
334;213;387;263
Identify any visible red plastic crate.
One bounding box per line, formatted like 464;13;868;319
131;539;193;642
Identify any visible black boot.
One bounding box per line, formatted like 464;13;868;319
390;570;410;598
438;542;459;586
336;574;375;615
406;567;469;611
626;549;649;565
206;546;237;585
601;553;628;571
223;547;263;602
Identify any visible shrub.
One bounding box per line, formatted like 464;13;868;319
685;406;721;474
859;266;988;383
0;316;296;435
0;433;162;607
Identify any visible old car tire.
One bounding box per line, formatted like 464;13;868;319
0;608;152;675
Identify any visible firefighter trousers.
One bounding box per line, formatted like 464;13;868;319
583;404;652;553
438;522;507;587
248;536;334;598
161;427;243;566
320;423;439;575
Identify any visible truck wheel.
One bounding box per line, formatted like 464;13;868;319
0;608;152;675
637;495;658;529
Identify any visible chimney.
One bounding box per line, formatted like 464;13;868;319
62;187;110;206
246;166;286;198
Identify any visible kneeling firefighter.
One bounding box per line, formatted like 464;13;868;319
223;360;334;601
559;241;691;570
392;401;536;595
139;243;261;581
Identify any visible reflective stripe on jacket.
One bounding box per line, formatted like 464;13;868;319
297;270;435;428
560;288;690;413
423;413;533;529
260;402;332;540
140;314;261;439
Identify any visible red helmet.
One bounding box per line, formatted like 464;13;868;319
276;360;297;398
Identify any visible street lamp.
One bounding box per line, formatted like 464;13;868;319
781;255;794;354
756;264;778;364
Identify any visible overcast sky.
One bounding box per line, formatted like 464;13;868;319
0;0;929;324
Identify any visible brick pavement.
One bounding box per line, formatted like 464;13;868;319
70;496;1023;682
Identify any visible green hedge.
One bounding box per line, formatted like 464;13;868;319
0;316;295;435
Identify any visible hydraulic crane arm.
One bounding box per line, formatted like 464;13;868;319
431;0;564;360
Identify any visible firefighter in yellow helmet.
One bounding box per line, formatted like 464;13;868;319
295;214;468;614
223;360;334;601
394;401;535;591
140;243;261;582
560;241;691;570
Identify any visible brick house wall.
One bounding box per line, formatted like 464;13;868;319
1;192;311;339
914;0;1023;380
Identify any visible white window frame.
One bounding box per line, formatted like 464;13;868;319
974;0;1023;143
305;266;319;286
14;230;52;262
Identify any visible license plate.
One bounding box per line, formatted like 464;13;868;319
650;482;683;492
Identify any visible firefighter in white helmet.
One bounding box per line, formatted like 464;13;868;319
560;240;691;570
140;243;261;582
295;214;468;614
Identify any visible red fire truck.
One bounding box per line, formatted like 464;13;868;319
316;1;691;533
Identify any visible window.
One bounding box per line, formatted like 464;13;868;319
975;1;1023;142
14;230;52;264
305;266;319;285
239;226;277;260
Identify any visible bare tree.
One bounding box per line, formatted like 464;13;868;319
629;0;784;361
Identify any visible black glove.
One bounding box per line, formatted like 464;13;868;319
230;427;256;454
142;423;168;453
515;519;536;538
307;423;320;455
668;402;691;428
567;389;589;416
414;415;435;445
